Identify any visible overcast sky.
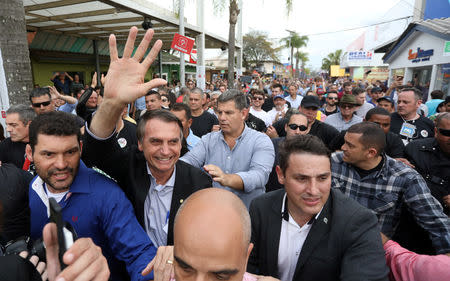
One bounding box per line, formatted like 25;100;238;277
148;0;415;70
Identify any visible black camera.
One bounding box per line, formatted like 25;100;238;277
3;236;46;262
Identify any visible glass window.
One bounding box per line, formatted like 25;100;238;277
434;63;450;98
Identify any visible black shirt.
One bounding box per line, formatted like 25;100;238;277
0;163;33;245
389;112;434;144
191;110;219;137
0;138;27;169
116;120;138;150
353;157;384;179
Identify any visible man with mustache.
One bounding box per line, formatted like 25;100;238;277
26;111;157;281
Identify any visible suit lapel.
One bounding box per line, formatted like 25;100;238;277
293;192;332;279
266;191;284;276
135;157;151;228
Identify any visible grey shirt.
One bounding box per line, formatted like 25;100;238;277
180;125;274;208
324;113;363;132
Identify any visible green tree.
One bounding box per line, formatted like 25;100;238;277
294;51;308;78
321;49;343;73
243;31;280;69
281;32;308;77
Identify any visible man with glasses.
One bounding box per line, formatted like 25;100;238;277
405;112;450;216
249;90;271;127
266;110;309;192
29;87;55;115
325;94;363;132
320;91;340;116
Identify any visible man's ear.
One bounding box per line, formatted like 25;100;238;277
79;141;83;153
138;140;143;152
241;108;249;120
25;144;33;162
276;165;285;185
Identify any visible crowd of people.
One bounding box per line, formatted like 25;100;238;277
0;27;449;281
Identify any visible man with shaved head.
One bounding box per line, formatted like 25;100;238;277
143;188;276;281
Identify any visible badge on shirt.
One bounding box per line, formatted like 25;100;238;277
117;137;127;148
420;130;428;138
400;122;416;139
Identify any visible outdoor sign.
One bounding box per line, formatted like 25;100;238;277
189;49;197;64
171;33;195;55
347;51;373;61
444;41;450;56
408;47;434;63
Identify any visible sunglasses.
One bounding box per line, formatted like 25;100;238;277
340;104;355;109
161;98;168;102
253;97;264;101
288;124;308;131
438;128;450;137
32;101;51;108
328;97;338;100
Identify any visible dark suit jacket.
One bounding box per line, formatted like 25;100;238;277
82;130;212;245
248;189;388;281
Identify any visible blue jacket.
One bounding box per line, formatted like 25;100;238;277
29;161;157;280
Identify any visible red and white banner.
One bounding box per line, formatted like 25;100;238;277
189;49;197;64
171;33;195;55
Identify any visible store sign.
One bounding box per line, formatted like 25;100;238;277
170;33;195;55
408;47;434;63
444;41;450;56
348;51;373;61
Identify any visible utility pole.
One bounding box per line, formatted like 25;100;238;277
286;29;295;79
236;0;243;79
196;0;205;90
179;0;185;86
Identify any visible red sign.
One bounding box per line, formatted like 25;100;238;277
171;33;195;55
1;111;5;118
189;49;197;64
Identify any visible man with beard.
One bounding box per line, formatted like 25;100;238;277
319;91;339;116
26;111;157;280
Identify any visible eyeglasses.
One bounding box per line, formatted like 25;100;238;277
252;97;264;101
32;101;51;108
340;104;355;109
438;128;450;137
288;124;308;131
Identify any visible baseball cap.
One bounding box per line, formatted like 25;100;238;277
273;94;284;100
301;95;320;108
316;88;325;95
372;87;382;93
377;96;394;104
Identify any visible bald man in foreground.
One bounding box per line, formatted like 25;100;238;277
142;188;276;281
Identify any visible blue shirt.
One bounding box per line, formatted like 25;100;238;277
29;161;156;281
324;112;363;132
51;78;71;95
425;99;444;117
186;129;200;151
180;125;274;208
135;96;146;110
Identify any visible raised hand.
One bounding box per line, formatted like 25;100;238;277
104;26;167;105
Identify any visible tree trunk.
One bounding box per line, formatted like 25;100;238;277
290;46;294;78
228;0;240;90
295;54;299;79
0;0;33;105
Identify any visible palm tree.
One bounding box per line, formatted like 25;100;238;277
294;51;308;78
281;33;308;77
321;49;343;73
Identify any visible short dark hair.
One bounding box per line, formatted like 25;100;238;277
217;90;247;110
343;81;352;88
6;104;36;124
171;103;192;120
436;112;450;128
365;107;390;120
28;111;81;151
399;87;422;101
352;87;365;96
136;109;183;142
29;87;51;102
252;90;265;98
272;83;283;91
347;122;386;156
278;135;330;173
430;90;444;100
146;90;161;99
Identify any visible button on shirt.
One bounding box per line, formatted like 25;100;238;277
186;129;201;151
144;164;175;247
180;125;274;208
324;112;363;132
278;194;320;281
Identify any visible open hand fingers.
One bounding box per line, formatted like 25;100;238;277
123;26;138;59
142;39;163;69
109;34;118;62
134;29;154;62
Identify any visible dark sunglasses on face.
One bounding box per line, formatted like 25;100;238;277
161;98;168;102
340;104;354;109
328;97;338;100
253;97;264;101
438;128;450;137
288;124;308;131
32;101;51;108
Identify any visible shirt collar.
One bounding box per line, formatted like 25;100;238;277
146;162;176;191
219;123;249;142
281;193;322;225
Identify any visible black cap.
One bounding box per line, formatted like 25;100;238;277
301;95;320;109
377;96;394;104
